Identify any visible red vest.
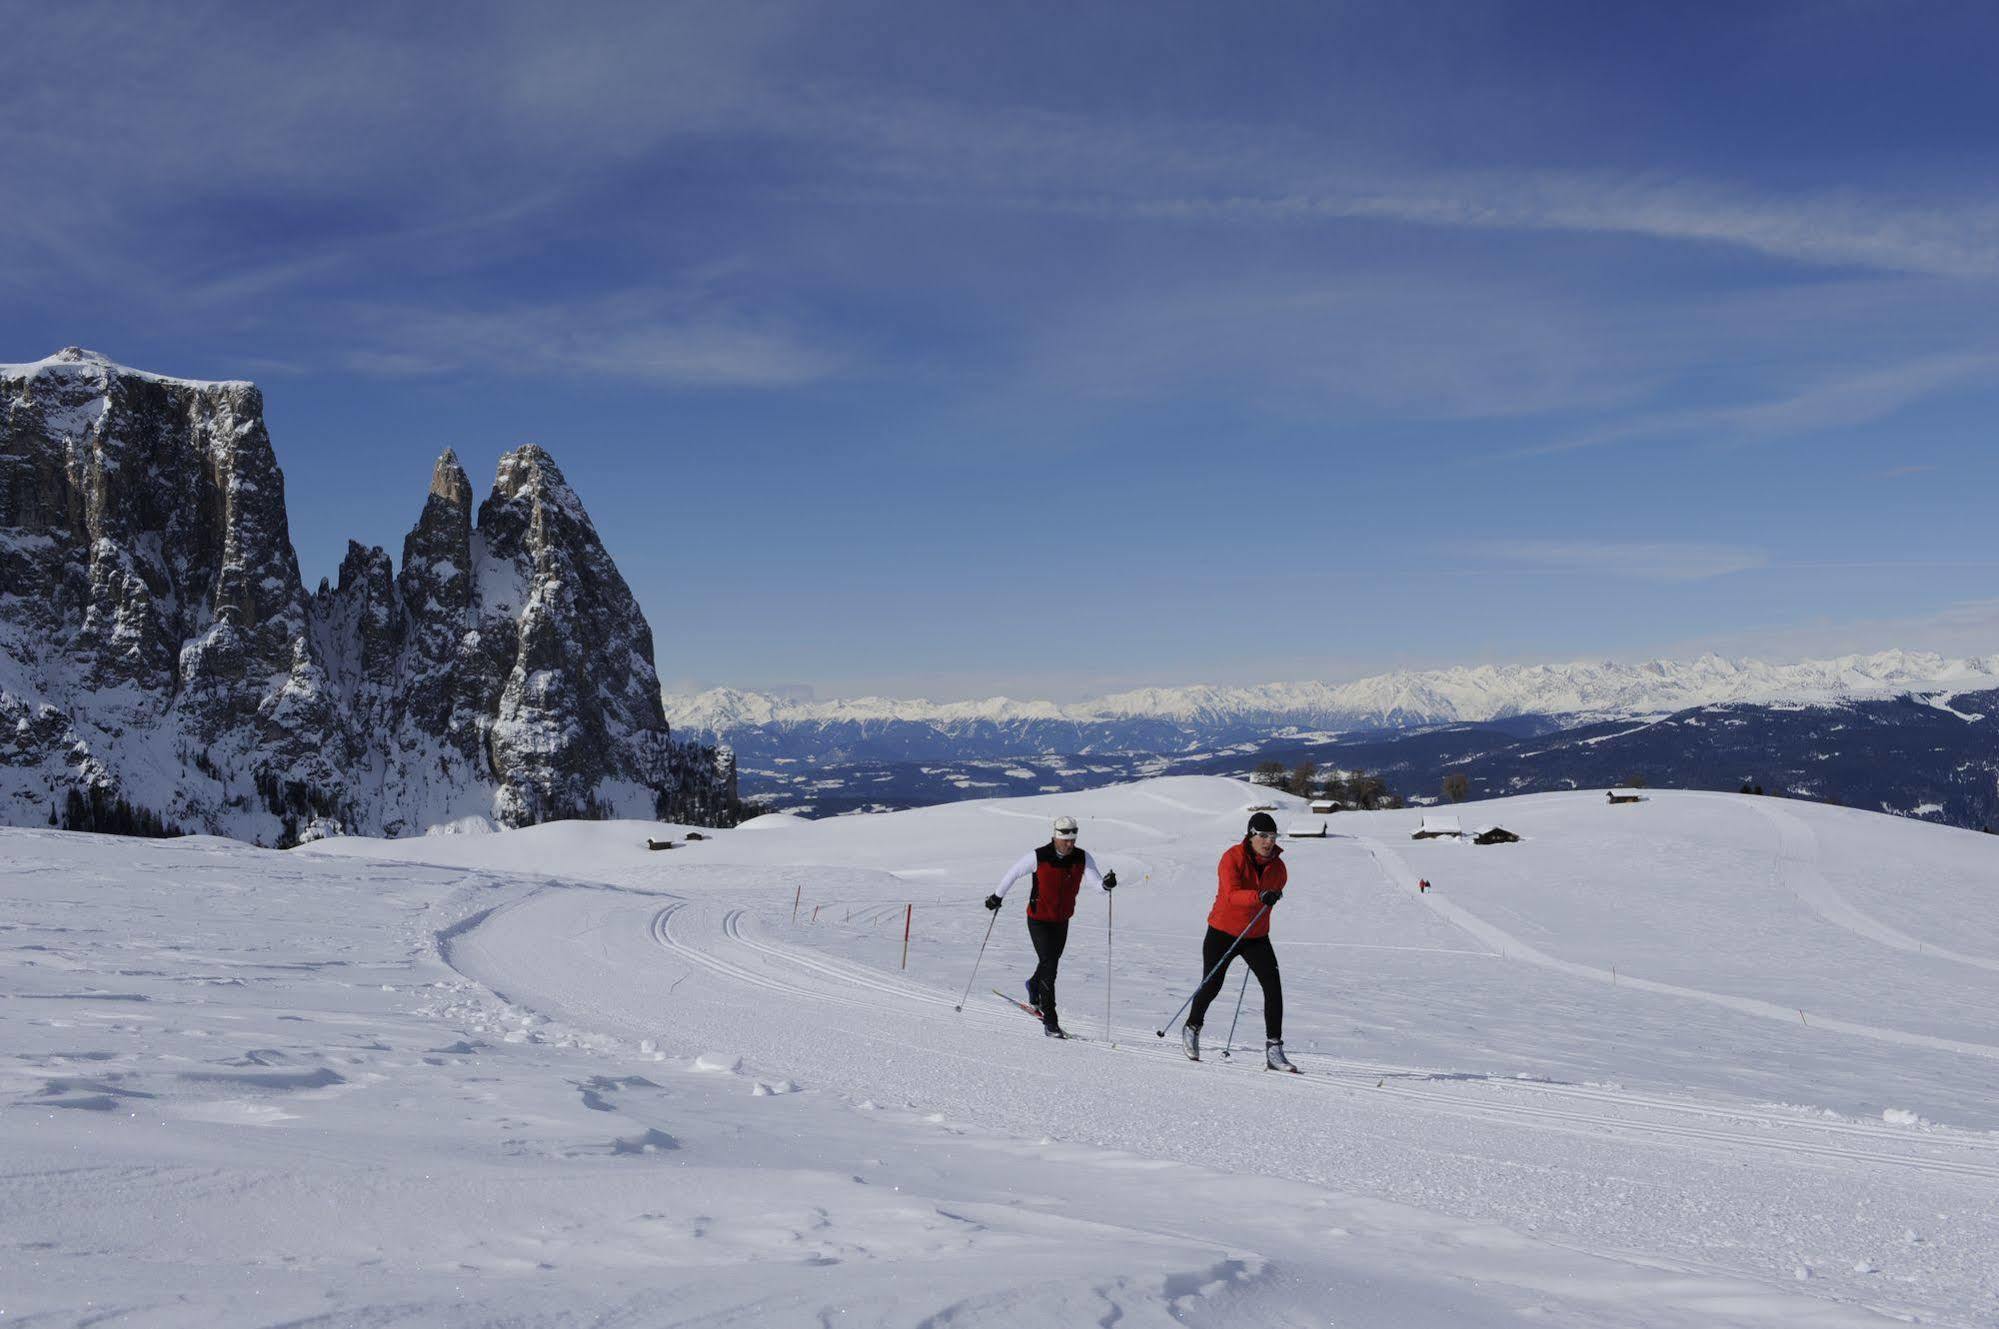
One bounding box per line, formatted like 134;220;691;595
1026;843;1089;922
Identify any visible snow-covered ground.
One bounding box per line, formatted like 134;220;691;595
7;779;1998;1326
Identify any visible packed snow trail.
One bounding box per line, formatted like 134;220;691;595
16;780;1990;1324
430;781;1999;1325
1360;834;1999;1060
1739;794;1999;973
630;894;1999;1183
452;884;1983;1326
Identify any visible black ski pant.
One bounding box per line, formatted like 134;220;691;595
1186;925;1283;1041
1026;917;1068;1027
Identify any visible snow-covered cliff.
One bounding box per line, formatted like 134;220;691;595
1;349;735;843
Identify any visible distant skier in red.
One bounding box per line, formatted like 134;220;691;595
986;814;1114;1038
1183;811;1295;1071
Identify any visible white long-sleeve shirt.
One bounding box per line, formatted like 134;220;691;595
992;847;1107;901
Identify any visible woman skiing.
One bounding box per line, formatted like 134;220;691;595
1182;811;1295;1071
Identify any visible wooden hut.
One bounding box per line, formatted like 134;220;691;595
1412;814;1463;840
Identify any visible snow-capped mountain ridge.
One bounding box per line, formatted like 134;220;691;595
0;345;251;390
667;649;1999;733
1;349;737;842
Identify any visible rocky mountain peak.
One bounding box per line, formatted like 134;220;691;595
402;449;474;613
428;448;473;507
3;353;739;843
490;443;564;502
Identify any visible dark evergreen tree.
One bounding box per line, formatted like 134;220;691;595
58;784;181;839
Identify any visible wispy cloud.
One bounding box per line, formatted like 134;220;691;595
339;291;846;387
1518;351;1999;456
7;3;1999;409
1002;273;1648;422
766;88;1999;279
1475;540;1770;582
1096;174;1999;280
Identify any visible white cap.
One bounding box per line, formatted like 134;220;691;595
1052;815;1079;837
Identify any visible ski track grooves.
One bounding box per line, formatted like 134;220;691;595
1357;835;1999;1065
641;895;1999;1184
1729;794;1999;974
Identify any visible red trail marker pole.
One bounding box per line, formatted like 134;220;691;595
792;884;802;922
901;904;913;968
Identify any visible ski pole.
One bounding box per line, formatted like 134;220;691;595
1104;890;1114;1043
954;906;1001;1012
1154;902;1271;1037
1220;969;1250;1059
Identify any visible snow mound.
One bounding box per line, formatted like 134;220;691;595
737;812;810;831
425;815;498;837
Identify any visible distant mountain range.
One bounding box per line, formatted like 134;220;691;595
665;650;1999;757
664;653;1999;828
1183;690;1999;833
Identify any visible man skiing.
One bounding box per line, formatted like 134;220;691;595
986;814;1115;1038
1182;811;1295;1071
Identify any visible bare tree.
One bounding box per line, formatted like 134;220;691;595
1349;772;1387;810
1442;773;1469;803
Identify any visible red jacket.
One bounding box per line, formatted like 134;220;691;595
1208;840;1286;938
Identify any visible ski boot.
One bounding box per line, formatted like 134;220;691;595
1265;1040;1299;1073
1024;978;1042;1017
1182;1023;1201;1061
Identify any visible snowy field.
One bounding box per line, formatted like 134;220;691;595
6;778;1999;1326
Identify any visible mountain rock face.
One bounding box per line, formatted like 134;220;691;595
1;348;736;844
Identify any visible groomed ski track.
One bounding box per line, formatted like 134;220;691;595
433;780;1999;1326
641;899;1999;1183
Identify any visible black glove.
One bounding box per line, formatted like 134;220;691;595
1259;889;1282;906
984;894;1003;911
1102;870;1117;889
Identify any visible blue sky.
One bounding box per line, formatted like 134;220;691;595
6;1;1998;700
